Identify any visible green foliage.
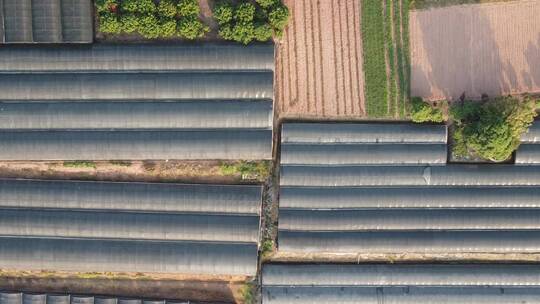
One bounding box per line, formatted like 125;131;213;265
121;14;140;33
536;99;540;109
97;0;208;40
450;96;537;162
122;0;156;14
411;97;444;123
157;0;177;18
109;160;132;167
256;0;280;9
99;14;122;34
177;0;200;17
260;239;274;260
240;281;256;304
137;14;161;38
63;161;97;169
213;0;289;44
267;4;289;30
177;17;209;39
160;19;178;37
254;23;273;41
219;160;271;180
213;2;234;25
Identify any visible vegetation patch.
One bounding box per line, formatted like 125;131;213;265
451;96;537;162
410;0;512;9
96;0;209;39
219;160;271;180
212;0;289;44
411;97;445;123
362;0;410;118
63;161;97;169
109;160;133;167
240;281;257;304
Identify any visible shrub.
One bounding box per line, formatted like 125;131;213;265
254;23;273;41
99;14;122;34
63;161;96;169
96;0;118;13
235;3;256;23
256;0;280;9
157;0;177;18
177;17;209;39
213;1;234;25
160;19;178;37
122;0;156;14
267;3;289;30
451;96;537;162
121;14;140;33
177;0;200;17
410;97;444;123
137;14;161;38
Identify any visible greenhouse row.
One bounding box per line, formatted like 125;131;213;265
0;44;274;160
277;122;540;254
0;179;262;276
517;122;540;164
0;0;92;43
0;292;178;304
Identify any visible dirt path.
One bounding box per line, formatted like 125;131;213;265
410;0;540;101
275;0;366;119
0;270;247;303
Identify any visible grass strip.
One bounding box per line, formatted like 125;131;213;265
386;0;398;117
394;0;407;118
402;0;411;115
361;0;389;117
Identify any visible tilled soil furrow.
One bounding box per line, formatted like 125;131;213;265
342;0;355;114
315;0;327;115
331;0;342;115
352;0;366;114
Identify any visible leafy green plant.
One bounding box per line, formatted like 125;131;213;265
99;14;122;34
240;281;256;304
160;19;178;37
63;161;97;169
137;14;161;38
450;96;537;161
219;160;271;180
157;0;177;18
213;0;289;44
178;17;209;39
410;97;444;123
121;14;140;33
122;0;156;13
177;0;200;17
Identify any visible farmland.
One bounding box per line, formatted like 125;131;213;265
410;0;540;101
361;0;410;118
275;0;366;118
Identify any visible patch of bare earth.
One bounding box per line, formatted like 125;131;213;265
275;0;366;119
0;270;247;303
0;161;264;184
410;0;540;101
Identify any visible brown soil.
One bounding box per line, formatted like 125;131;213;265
0;160;263;184
270;252;540;263
0;270;248;303
410;0;540;101
275;0;366;119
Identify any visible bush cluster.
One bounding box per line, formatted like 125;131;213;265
96;0;209;39
450;96;537;162
213;0;289;44
410;97;445;123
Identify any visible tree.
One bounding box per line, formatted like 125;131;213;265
410;97;444;123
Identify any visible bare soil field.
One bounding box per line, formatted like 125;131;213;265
410;0;540;101
275;0;366;119
0;270;248;303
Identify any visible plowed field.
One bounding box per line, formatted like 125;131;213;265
410;0;540;101
275;0;366;118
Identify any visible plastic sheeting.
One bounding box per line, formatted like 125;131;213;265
281;144;447;165
262;264;540;286
0;101;273;130
2;0;33;42
281;123;447;144
0;130;272;160
0;209;260;243
279;209;540;230
0;72;274;100
521;122;540;143
262;287;540;304
31;0;62;43
279;186;540;209
0;44;274;72
279;230;540;253
60;0;93;42
280;165;540;187
516;144;540;164
0;237;258;276
0;293;184;304
0;179;262;215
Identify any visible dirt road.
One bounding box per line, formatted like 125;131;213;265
410;0;540;101
275;0;366;119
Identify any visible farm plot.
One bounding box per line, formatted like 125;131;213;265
275;0;366;118
410;0;540;101
361;0;410;118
